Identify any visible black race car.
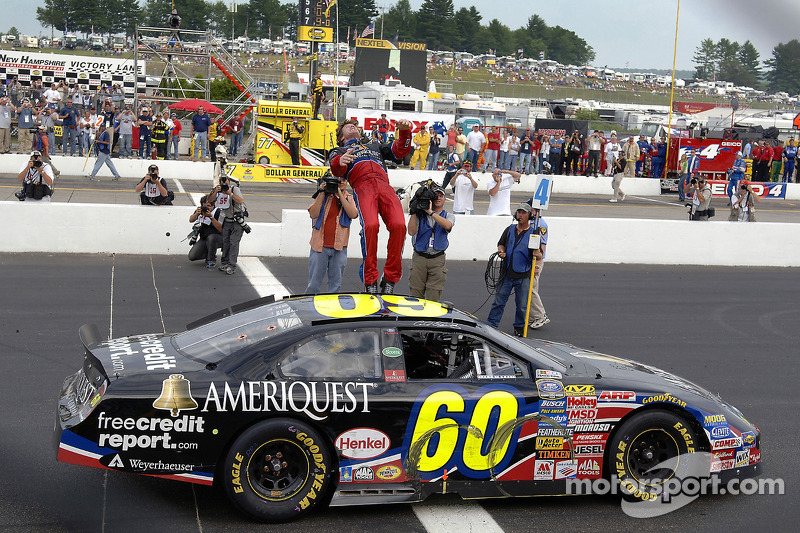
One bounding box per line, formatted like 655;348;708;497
55;294;762;522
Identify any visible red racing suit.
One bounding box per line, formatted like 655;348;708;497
329;130;411;285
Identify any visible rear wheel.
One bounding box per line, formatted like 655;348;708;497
609;409;701;501
222;418;334;522
258;155;270;164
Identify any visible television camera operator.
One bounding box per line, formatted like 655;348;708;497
16;150;53;201
408;183;454;302
209;175;249;275
188;195;224;268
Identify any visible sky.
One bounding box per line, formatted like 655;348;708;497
6;0;800;71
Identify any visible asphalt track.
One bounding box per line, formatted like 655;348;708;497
1;254;797;532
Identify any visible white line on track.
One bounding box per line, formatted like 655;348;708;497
173;178;186;194
412;499;505;533
238;257;291;298
149;256;167;333
629;194;685;207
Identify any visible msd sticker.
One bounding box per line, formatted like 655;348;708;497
534;460;554;480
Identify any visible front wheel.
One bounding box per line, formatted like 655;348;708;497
609;409;702;502
222;418;334;522
258;155;270;164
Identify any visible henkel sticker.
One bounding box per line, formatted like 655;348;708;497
335;428;390;459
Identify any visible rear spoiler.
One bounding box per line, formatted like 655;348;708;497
186;295;276;330
79;323;105;349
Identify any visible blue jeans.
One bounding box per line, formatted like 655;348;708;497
62;126;78;155
426;151;439;170
506;154;518;171
518;152;532;173
119;134;132;157
483;149;498;172
170;135;180;159
679;173;691;201
467;148;480;168
726;173;742;198
139;134;152;159
90;151;120;179
487;275;531;329
78;131;88;157
193;131;208;159
498;151;508;170
306;246;348;293
230;130;244;155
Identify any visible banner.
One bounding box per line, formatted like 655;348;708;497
346;108;455;135
533;119;589;141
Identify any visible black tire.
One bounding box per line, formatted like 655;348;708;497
222;418;334;522
258;155;270;164
609;409;700;501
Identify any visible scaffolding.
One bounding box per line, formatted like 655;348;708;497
133;24;282;158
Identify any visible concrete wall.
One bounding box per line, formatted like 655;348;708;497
5;202;800;267
1;154;215;179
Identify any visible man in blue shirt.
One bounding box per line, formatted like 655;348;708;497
679;148;700;202
726;151;746;200
407;186;454;302
16;98;36;154
636;135;651;177
782;138;797;183
191;105;212;161
88;124;121;181
59;99;81;156
137;108;153;159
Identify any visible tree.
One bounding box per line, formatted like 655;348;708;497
545;25;594;65
715;38;740;82
692;38;717;80
7;26;19;38
737;40;761;87
766;39;800;94
334;0;378;38
415;0;457;50
208;1;231;37
452;6;480;51
381;0;416;42
142;0;210;32
246;0;289;38
36;0;69;33
484;19;513;57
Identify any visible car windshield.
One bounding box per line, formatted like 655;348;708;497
173;302;304;363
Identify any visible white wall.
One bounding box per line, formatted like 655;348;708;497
5;202;800;267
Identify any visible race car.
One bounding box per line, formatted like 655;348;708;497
55;294;762;522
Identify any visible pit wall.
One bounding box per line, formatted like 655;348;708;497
5;202;799;267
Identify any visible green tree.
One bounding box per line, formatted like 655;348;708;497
208;1;231;37
737;40;761;87
483;19;513;57
766;39;800;94
416;0;457;50
334;0;378;39
210;77;240;100
7;26;20;38
246;0;290;38
546;25;594;65
692;38;717;79
142;0;210;32
715;38;740;81
36;0;69;33
381;0;416;42
452;6;481;52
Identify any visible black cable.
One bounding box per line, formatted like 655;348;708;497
472;252;506;315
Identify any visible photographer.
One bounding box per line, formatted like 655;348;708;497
209;175;246;275
16;151;53;202
487;168;522;216
188;195;224;268
288;117;305;165
486;203;549;336
0;96;15;154
408;185;454;302
441;145;461;189
16;98;36;154
135;164;173;205
451;161;478;215
729;180;759;222
684;176;712;220
305;175;358;294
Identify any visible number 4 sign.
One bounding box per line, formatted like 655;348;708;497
529;176;553;210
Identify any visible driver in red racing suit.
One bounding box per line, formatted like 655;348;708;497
329;118;412;294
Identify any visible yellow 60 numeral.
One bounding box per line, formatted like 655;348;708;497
411;389;518;473
313;294;448;319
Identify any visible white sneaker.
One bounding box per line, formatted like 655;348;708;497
621;193;626;201
609;199;618;203
530;315;550;329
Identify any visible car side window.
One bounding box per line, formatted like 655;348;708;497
279;329;382;379
399;329;529;380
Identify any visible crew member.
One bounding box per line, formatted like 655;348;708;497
486;203;549;336
377;113;390;143
650;135;667;180
310;71;325;120
288;117;305;165
305;176;359;293
408;186;454;302
782;139;797;183
409;126;431;170
726;151;747;199
328;118;413;294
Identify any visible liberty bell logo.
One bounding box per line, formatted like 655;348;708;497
153;374;198;416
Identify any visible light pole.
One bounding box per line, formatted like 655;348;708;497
229;2;237;43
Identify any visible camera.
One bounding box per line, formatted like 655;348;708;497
409;182;437;215
233;214;252;234
201;205;209;214
323;175;341;194
690;178;698;185
220;183;229;192
32;160;42;168
149;172;158;180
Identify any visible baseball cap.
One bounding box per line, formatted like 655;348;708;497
30;150;42;156
516;203;533;214
432;186;446;195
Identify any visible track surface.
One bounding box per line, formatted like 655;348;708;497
1;254;796;532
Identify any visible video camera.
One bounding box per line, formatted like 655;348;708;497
313;171;341;197
408;179;438;216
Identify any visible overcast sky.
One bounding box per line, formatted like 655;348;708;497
7;0;800;71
